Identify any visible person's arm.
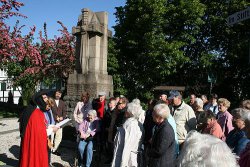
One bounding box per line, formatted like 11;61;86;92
49;110;55;125
89;119;99;137
79;121;88;139
225;114;234;136
73;102;80;122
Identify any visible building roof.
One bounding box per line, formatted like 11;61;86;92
153;86;186;92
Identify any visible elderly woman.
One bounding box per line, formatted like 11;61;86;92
194;98;206;132
226;108;250;156
238;108;250;167
177;131;238;167
78;109;99;167
112;99;144;167
147;104;175;167
217;98;234;141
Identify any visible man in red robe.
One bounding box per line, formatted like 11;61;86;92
19;90;49;167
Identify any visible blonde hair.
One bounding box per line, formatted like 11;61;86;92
47;97;55;108
218;98;231;108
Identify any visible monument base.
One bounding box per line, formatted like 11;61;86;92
67;72;113;97
64;72;113;115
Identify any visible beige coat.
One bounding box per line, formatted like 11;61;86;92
173;101;196;144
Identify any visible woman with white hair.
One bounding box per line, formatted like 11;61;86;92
238;108;250;167
147;103;175;167
132;98;145;124
78;110;99;167
177;131;239;167
111;99;144;167
194;98;206;132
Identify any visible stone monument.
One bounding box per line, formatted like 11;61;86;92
66;8;113;101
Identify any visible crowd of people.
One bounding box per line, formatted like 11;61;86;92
18;89;250;167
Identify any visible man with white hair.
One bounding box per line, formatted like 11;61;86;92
169;90;196;148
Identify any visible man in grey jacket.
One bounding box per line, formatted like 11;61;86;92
169;90;196;149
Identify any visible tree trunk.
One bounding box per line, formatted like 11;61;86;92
21;87;35;106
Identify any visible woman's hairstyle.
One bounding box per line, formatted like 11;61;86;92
126;99;144;120
218;98;231;108
153;103;170;119
88;109;97;117
47;97;55;108
195;98;203;109
177;131;239;167
81;91;90;100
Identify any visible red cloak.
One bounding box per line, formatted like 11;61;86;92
19;108;48;167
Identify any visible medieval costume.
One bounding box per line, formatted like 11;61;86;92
19;90;49;167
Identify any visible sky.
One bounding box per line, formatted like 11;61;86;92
6;0;126;39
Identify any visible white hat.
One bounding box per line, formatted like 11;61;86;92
98;91;106;96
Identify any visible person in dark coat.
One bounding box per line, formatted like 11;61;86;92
226;108;250;156
148;103;175;167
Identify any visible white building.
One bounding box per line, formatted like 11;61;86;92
0;69;22;104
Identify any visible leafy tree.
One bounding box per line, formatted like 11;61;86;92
113;0;205;101
107;38;127;95
172;0;250;105
0;0;75;105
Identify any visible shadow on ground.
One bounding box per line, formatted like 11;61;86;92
9;145;20;159
0;154;18;166
0;145;20;166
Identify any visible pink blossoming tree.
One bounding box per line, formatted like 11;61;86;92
0;0;75;105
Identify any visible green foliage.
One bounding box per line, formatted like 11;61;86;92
112;0;206;101
109;0;250;104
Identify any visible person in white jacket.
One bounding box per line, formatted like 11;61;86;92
112;99;144;167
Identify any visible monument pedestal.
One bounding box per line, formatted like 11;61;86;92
67;72;113;98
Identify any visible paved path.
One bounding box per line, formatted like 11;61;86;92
0;118;110;167
0;118;75;166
